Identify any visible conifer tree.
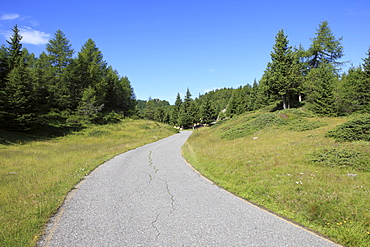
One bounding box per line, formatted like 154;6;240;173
77;86;99;122
0;45;8;108
171;93;182;126
46;30;74;74
362;47;370;76
178;88;196;128
76;39;108;103
307;21;344;69
44;30;75;110
200;97;215;124
6;25;22;71
338;66;369;114
226;87;241;117
33;52;53;114
304;63;338;116
1;25;36;129
265;29;297;109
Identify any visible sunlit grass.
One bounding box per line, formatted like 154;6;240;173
183;110;370;247
0;119;177;247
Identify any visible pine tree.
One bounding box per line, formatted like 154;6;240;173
226;88;241;117
178;88;196;128
46;30;74;74
144;98;155;120
338;66;369;114
304;63;338;116
44;30;75;110
0;45;8;109
200;97;215;124
0;45;7;80
77;86;99;122
33;52;53;114
117;76;136;116
307;21;344;69
265;30;298;109
6;25;22;71
1;25;36;130
76;39;108;106
362;47;370;77
338;48;370;113
171;93;182;126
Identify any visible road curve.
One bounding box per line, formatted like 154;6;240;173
39;131;340;247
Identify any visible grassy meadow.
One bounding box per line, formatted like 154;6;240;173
182;109;370;247
0;119;178;247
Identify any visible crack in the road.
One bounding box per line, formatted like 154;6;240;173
147;148;176;242
148;150;159;181
151;213;161;240
159;177;175;215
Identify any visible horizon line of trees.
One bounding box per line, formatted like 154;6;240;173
138;21;370;128
1;21;369;131
0;25;136;130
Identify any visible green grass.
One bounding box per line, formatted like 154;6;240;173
0;119;178;247
182;109;370;247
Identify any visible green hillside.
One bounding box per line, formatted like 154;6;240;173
182;109;370;247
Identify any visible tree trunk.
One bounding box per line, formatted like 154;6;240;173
282;95;287;109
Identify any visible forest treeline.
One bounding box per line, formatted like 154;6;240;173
1;21;370;131
0;25;135;130
138;21;370;127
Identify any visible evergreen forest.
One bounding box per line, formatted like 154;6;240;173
1;21;370;131
138;21;370;128
0;25;136;131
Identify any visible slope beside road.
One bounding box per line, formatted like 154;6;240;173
39;131;340;246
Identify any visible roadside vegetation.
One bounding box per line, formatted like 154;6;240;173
0;120;178;247
182;109;370;247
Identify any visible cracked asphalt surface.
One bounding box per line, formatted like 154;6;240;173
39;131;340;246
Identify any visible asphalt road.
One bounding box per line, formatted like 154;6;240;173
39;131;340;246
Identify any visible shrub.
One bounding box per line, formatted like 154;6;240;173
326;115;370;142
220;113;286;140
307;148;370;171
288;119;326;132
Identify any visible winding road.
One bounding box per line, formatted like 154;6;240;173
39;131;339;246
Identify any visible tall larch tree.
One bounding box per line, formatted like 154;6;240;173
74;39;108;114
307;21;344;69
45;30;75;110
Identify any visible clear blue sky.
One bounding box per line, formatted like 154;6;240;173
1;0;369;104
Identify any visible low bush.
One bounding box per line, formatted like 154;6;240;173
220;113;286;140
307;148;370;171
326;115;370;142
288;119;327;132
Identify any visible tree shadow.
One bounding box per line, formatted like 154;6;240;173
270;101;305;112
0;124;84;145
